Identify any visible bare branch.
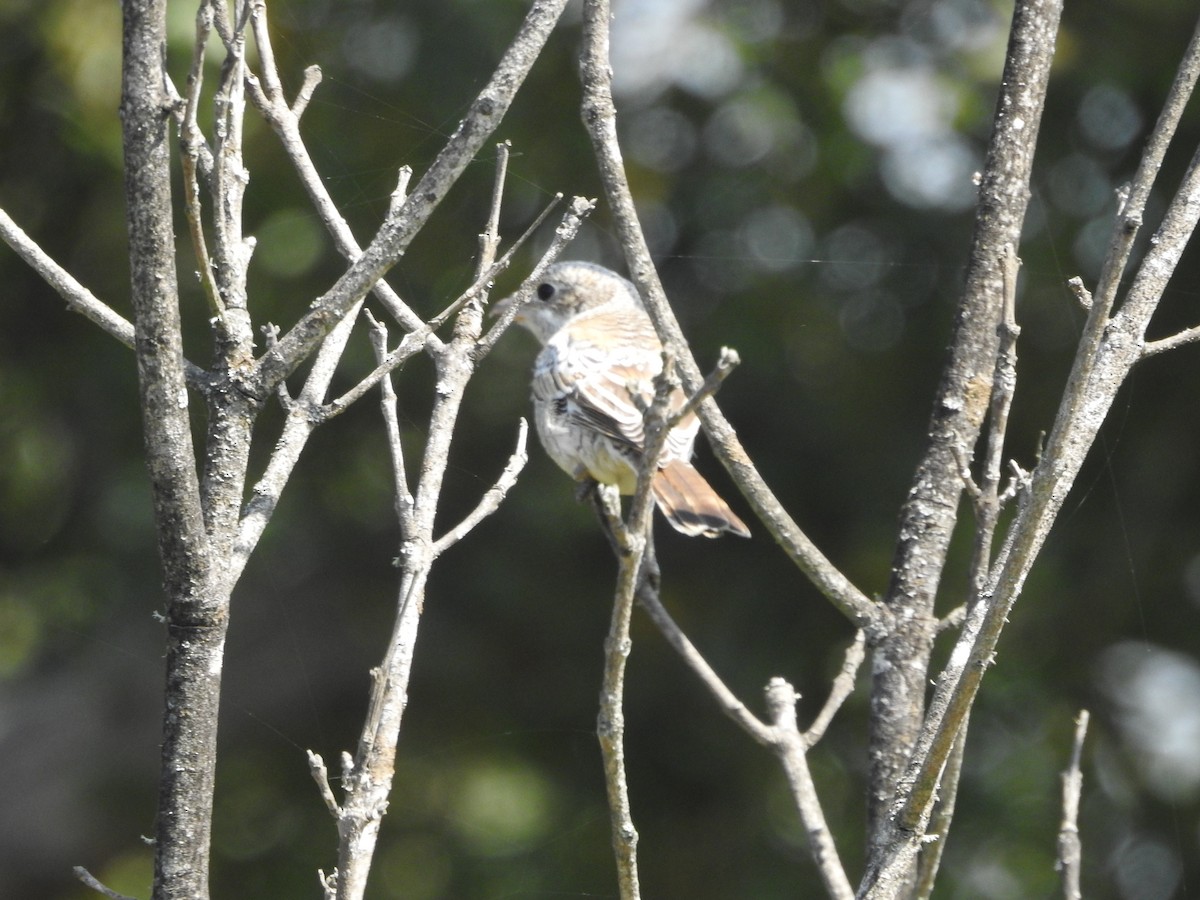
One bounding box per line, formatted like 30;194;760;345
1142;323;1200;357
477;194;597;357
764;679;855;900
244;3;427;334
0;204;216;396
180;1;222;317
598;547;645;900
121;2;222;897
1067;276;1092;312
594;426;662;899
329;131;541;895
917;25;1200;838
967;245;1023;599
73;867;138;900
431;419;528;559
0;206;136;349
914;727;968;899
858;0;1064;891
587;333;708;898
477;141;511;275
246;0;572;399
318;191;578;422
230;301;364;583
292;64;322;119
864;0;1059;868
1058;710;1090;900
1088;15;1200;327
870;41;1200;887
634;567;775;745
629;544;857;898
804;630;866;746
364;310;415;537
577;0;878;630
307;750;342;818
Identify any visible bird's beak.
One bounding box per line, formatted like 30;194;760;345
488;292;527;323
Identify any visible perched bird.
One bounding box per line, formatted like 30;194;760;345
494;261;750;539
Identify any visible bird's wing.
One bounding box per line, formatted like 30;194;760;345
532;306;697;459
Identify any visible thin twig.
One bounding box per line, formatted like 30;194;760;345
307;750;342;817
259;323;296;409
968;245;1022;600
936;604;968;633
0;207;136;349
665;346;741;430
207;9;254;325
245;3;427;335
1057;710;1090;900
229;299;364;583
317;869;337;900
951;441;983;501
633;569;775;745
73;867;138;900
1088;14;1200;327
319;192;583;423
477;141;510;275
292;64;322;119
764;679;856;900
231;164;416;580
629;548;857;897
364;310;415;537
180;1;222;316
914;725;968;899
1142;323;1200;357
162;71;214;183
1067;276;1092;312
386;167;414;230
246;0;573;399
476;195;596;357
431;419;529;558
803;630;866;746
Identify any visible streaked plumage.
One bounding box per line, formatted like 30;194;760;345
495;261;750;539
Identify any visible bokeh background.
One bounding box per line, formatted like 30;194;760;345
3;0;1200;897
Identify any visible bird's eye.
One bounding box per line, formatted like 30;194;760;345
536;282;555;301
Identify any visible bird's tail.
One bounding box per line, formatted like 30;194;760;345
651;460;751;539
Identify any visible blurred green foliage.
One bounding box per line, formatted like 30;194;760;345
3;0;1200;898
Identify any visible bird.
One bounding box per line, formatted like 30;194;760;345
493;260;750;539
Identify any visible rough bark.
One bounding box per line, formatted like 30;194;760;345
120;1;226;898
866;0;1062;868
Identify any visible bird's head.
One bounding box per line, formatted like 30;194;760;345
490;261;642;344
